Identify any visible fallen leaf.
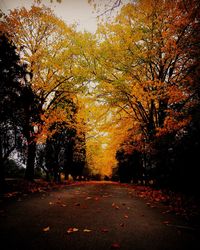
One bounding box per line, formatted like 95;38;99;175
124;214;129;219
83;229;92;233
85;197;92;200
111;243;120;248
56;201;62;205
74;203;81;206
164;210;172;214
67;227;79;234
163;221;170;225
43;226;50;232
112;203;120;209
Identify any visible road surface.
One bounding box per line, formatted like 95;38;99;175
0;182;199;250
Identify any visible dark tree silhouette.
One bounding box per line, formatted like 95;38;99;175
0;34;26;190
116;146;143;183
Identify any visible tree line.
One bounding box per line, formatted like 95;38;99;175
0;6;88;191
0;0;200;194
95;0;200;192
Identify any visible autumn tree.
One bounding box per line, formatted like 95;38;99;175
41;98;86;182
90;0;200;185
0;5;89;181
88;0;123;18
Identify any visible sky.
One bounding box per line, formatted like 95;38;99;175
0;0;98;33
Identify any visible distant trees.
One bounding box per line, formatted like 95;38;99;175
116;147;142;183
39;113;86;182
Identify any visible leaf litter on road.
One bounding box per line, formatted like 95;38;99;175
112;202;120;209
101;228;109;233
111;243;120;249
48;200;67;207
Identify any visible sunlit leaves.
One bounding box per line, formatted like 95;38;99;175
93;0;197;157
1;5;92;145
1;0;199;180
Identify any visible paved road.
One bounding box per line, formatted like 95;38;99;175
0;182;199;250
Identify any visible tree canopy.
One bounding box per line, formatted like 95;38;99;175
0;0;200;191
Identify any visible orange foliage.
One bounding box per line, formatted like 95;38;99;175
93;0;198;158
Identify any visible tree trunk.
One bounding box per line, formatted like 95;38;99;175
64;171;69;180
53;171;61;183
0;138;5;193
25;140;36;181
158;98;168;127
147;99;156;140
45;171;50;182
0;160;5;193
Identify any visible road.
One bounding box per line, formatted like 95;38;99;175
0;182;199;250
